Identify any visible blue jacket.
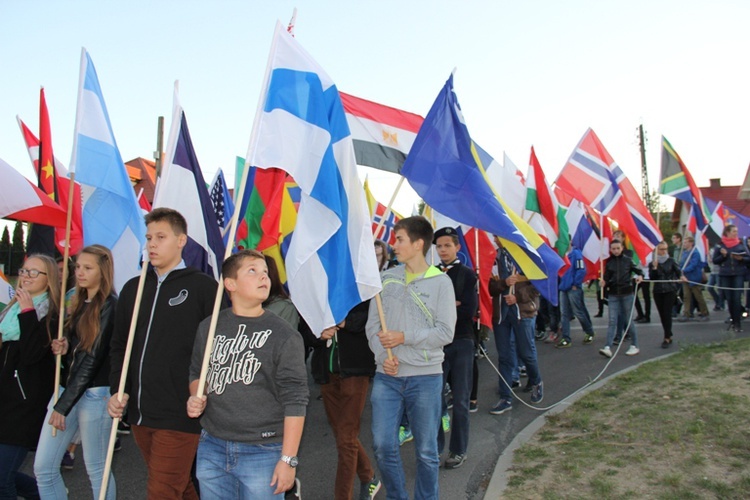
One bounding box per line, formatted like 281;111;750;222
559;248;587;292
679;248;703;283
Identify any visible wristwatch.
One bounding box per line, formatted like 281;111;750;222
280;455;299;468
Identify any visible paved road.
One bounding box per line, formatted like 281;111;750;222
22;296;744;499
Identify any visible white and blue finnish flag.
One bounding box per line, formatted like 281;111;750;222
246;22;382;336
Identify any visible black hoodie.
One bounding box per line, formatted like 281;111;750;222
109;267;217;434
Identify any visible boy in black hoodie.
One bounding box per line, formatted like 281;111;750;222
108;208;217;499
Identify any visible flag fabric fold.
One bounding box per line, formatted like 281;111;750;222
70;48;146;292
154;84;225;280
0;157;67;227
525;146;569;256
340;92;423;173
660;136;711;232
556;128;659;261
209;168;234;245
400;74;563;304
246;22;382;335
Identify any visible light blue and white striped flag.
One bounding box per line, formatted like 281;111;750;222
70;48;146;292
246;22;382;336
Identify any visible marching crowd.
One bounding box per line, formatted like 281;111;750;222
0;207;746;500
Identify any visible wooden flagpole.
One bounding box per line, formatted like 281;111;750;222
51;171;76;437
600;211;605;300
99;256;149;499
371;176;406;362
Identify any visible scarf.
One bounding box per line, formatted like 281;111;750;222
437;258;461;273
0;292;50;342
657;254;669;264
722;236;741;248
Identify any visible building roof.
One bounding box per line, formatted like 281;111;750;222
672;178;750;230
126;157;157;203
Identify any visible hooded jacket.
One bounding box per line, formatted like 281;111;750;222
109;267;217;434
366;265;456;377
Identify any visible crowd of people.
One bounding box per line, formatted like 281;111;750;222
0;207;746;499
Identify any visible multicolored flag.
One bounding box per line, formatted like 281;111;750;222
401;74;564;304
0;270;13;309
246;22;382;335
0;157;66;227
363;177;400;245
556;128;657;261
153;84;225;280
708;199;726;238
209;169;234;244
556;187;601;281
525;146;569;256
660;136;711;231
70;48;146;292
340;92;423;173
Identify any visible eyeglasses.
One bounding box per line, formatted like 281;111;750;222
18;268;47;278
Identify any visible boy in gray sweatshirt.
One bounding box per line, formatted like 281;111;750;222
188;249;309;499
366;216;456;499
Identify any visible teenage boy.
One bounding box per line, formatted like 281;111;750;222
488;243;544;415
366;216;456;500
187;249;309;499
598;239;643;358
434;227;477;470
108;208;218;499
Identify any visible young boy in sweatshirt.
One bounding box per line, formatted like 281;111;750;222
108;207;217;499
187;249;309;499
366;216;456;499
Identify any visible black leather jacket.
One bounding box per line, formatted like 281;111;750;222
603;253;643;296
54;295;117;416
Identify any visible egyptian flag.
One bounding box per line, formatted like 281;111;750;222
340;92;423;173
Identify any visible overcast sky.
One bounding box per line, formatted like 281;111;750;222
2;0;748;219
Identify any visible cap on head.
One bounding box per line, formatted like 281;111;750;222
433;226;458;244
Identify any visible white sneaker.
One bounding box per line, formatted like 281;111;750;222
625;346;640;356
599;346;612;358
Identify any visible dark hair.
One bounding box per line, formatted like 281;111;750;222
610;239;623;247
66;245;114;352
671;232;682;241
374;240;389;270
222;249;266;280
393;216;433;256
145;207;187;236
263;256;289;304
723;224;737;237
436;233;460;246
56;255;76;292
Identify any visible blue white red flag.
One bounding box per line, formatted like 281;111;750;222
246;22;382;335
209;169;235;239
70;48;146;292
153;83;225;280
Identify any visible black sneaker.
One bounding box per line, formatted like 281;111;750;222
445;453;467;469
285;478;302;499
359;476;381;500
489;399;512;415
117;420;131;435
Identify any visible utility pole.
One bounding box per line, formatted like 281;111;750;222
638;123;651;212
154;116;165;178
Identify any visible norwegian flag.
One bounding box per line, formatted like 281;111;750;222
556;128;656;261
372;202;400;246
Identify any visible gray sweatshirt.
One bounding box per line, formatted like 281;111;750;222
366;265;456;377
189;309;309;444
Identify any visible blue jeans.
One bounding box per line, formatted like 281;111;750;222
438;338;473;456
561;288;594;342
0;443;39;500
197;431;283;499
371;372;442;500
721;274;744;327
606;294;637;348
34;386;115;499
494;313;541;400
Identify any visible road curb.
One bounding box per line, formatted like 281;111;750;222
483;351;677;499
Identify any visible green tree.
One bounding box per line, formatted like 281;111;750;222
0;226;10;274
11;221;25;275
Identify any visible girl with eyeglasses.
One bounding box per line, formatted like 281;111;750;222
0;254;60;499
33;245;118;499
